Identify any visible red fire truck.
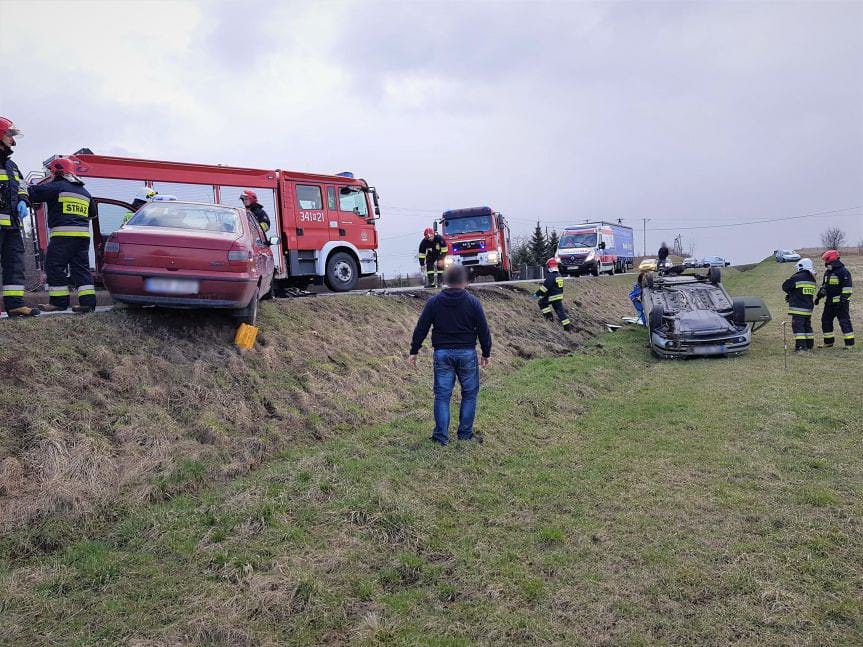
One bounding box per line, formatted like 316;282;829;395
31;151;380;292
437;206;512;281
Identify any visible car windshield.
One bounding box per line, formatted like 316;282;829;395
443;215;492;235
559;232;597;248
128;203;241;233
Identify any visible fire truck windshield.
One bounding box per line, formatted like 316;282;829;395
443;215;492;236
559;232;597;248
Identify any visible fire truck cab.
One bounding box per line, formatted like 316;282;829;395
437;206;512;281
32;152;380;292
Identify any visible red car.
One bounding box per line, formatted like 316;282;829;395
102;201;275;324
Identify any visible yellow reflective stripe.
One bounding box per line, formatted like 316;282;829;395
828;277;840;284
0;173;8;180
795;281;817;287
418;253;426;259
18;188;28;196
561;319;571;325
842;288;852;293
50;231;90;238
823;333;835;338
2;284;25;296
787;309;812;316
0;218;11;226
541;307;552;313
549;294;564;301
48;287;70;296
538;286;547;293
58;196;90;217
260;222;269;232
832;297;841;303
844;333;855;339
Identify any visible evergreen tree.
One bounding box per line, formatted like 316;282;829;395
546;229;560;260
510;238;532;267
529;222;547;265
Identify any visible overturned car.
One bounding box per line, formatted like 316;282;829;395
641;267;771;358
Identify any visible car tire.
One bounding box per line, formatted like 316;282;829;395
708;267;721;285
591;263;600;277
234;287;260;326
649;308;665;331
608;263;615;276
325;251;359;292
732;298;746;326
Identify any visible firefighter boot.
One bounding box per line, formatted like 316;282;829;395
6;306;40;317
72;305;96;314
38;304;68;312
543;312;553;321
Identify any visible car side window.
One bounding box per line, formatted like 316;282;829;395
247;213;266;244
296;184;323;210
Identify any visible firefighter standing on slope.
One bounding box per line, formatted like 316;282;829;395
535;257;572;331
240;190;271;233
28;158;96;313
782;258;817;352
418;227;447;288
0;116;40;317
816;249;854;348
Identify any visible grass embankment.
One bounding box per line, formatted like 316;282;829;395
2;260;862;645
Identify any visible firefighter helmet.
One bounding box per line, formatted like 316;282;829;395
796;258;814;273
424;227;434;237
241;190;258;204
546;257;559;269
47;157;76;176
134;186;157;202
0;116;21;138
821;249;840;265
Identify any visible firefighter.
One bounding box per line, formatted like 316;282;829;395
535;257;572;331
240;190;270;233
122;186;157;224
816;249;854;348
0;116;40;317
28;158;96;313
418;226;447;288
781;258;817;351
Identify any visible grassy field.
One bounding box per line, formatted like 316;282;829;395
1;258;861;645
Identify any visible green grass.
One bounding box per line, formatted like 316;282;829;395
1;259;862;645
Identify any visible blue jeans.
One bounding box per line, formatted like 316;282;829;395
432;348;480;444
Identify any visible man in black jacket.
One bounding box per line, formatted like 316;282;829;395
409;265;491;445
0;116;40;317
817;249;854;347
28;158;96;313
782;258;817;351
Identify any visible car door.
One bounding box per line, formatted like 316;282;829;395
246;212;274;294
290;182;329;252
91;198;134;280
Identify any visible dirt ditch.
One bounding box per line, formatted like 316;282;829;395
0;278;631;548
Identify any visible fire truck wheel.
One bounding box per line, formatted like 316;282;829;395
234;287;260;326
495;269;511;282
325;252;359;292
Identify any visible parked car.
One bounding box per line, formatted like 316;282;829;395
773;249;801;263
683;257;700;268
638;258;658;272
101;201;276;325
702;256;731;267
640;268;771;358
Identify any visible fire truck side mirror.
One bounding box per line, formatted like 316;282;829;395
433;221;439;233
268;236;279;247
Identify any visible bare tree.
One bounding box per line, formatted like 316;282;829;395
820;227;846;250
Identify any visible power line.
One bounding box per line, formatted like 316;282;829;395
648;205;863;231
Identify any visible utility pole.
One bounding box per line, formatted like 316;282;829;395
642;218;652;256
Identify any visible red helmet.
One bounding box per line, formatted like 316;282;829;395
0;116;22;138
241;190;258;204
546;257;559;269
424;227;434;236
821;250;840;264
47;157;76;176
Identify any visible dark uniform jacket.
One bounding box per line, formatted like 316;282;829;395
535;270;565;301
248;203;271;233
28;179;93;237
782;269;817;315
820;261;853;305
418;234;447;264
0;150;29;229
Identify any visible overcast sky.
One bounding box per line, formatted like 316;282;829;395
2;0;861;275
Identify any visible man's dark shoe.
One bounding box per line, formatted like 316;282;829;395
428;436;447;446
458;434;483;444
72;305;96;314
